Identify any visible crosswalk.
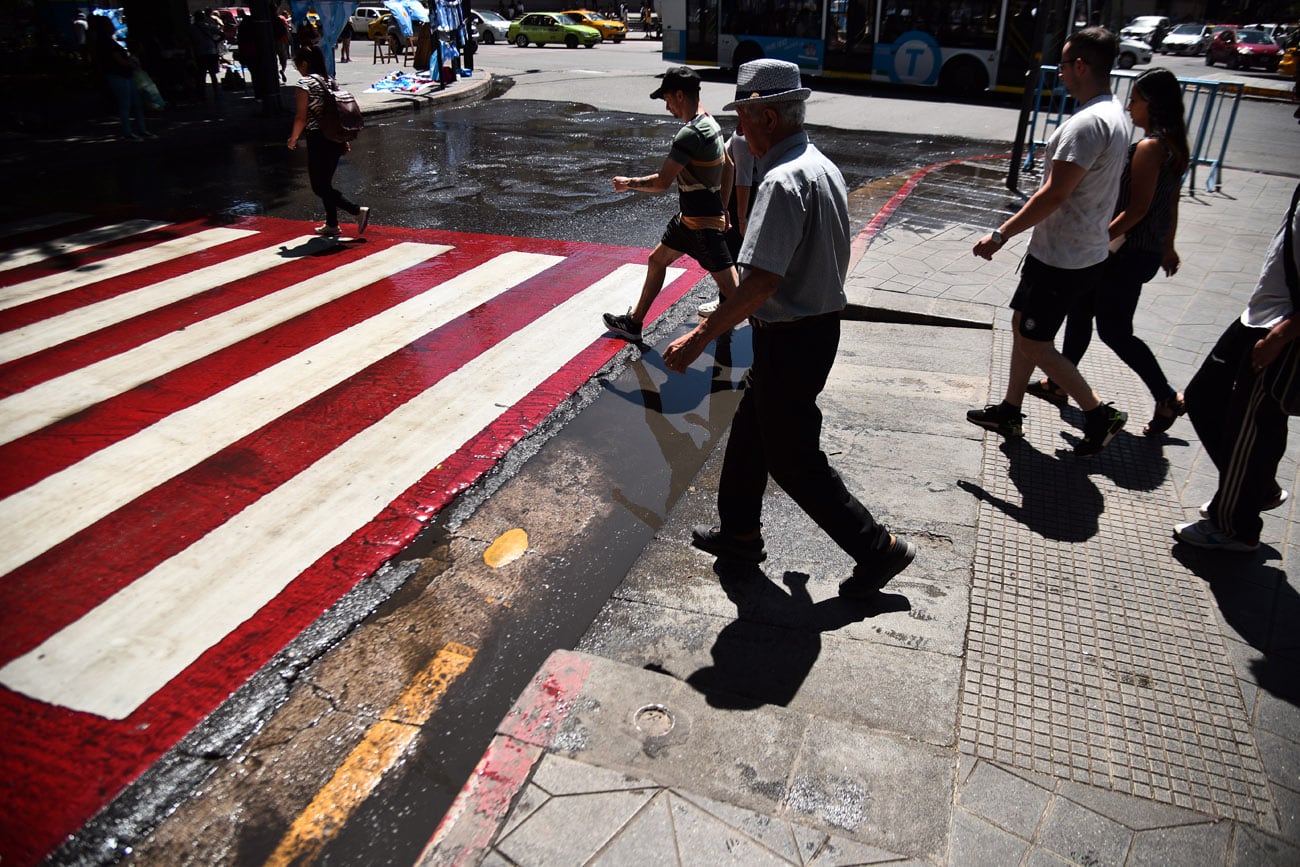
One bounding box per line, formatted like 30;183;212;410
0;213;704;864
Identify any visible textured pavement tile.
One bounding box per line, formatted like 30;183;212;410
495;786;655;866
957;761;1052;838
1126;821;1231;866
499;782;549;840
948;809;1030;866
785;716;954;860
1036;798;1134;867
799;825;913;865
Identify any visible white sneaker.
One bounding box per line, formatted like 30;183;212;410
1173;519;1259;553
315;224;341;238
697;297;720;317
1199;488;1289;520
356;207;370;235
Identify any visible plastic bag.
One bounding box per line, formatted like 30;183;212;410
133;68;165;111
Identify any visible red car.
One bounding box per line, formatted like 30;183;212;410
1205;27;1281;70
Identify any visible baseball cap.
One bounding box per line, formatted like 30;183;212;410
650;65;701;99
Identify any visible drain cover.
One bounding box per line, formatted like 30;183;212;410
633;704;674;736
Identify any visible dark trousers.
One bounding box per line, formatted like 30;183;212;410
1186;319;1289;541
718;314;890;564
305;130;359;228
1061;247;1176;402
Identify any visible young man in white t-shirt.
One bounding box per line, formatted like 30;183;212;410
967;28;1133;456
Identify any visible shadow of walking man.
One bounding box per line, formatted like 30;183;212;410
686;561;910;710
957;437;1105;542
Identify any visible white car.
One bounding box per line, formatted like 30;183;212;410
471;10;512;44
1159;23;1213;55
1121;15;1170;46
1116;37;1153;69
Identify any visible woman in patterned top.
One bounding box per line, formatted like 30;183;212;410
1029;67;1190;436
286;45;369;238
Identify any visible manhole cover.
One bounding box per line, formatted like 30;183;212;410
633;704;674;737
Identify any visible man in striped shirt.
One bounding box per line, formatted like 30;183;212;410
603;65;737;342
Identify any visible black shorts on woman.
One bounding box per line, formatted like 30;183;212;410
1009;253;1106;342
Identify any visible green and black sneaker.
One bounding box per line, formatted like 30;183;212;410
966;403;1024;438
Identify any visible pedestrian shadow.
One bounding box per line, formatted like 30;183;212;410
957;437;1104;542
1172;546;1300;708
684;561;910;710
1037;405;1173;492
281;236;369;257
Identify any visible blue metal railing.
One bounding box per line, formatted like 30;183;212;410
1023;66;1243;193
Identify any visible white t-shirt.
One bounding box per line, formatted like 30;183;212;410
1242;190;1300;329
1028;93;1131;270
728;132;753;188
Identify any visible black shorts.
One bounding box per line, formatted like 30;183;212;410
661;214;734;274
1010;254;1104;341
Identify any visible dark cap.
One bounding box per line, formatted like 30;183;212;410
650;65;701;99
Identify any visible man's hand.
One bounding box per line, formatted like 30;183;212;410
612;176;632;192
1161;248;1180;277
973;234;1003;260
663;326;709;373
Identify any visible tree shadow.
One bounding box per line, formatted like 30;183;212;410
957;437;1105;542
684;561;910;710
1172;545;1300;708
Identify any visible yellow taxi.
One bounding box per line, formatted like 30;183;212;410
562;9;627;42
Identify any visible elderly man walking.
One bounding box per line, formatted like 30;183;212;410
663;59;915;597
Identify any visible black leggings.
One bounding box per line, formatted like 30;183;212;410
306;130;359;228
1060;246;1177;403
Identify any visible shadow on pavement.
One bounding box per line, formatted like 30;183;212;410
1173;546;1300;709
957;437;1105;542
684;561;909;710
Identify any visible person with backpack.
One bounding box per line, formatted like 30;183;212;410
286;45;369;238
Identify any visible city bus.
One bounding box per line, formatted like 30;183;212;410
661;0;1066;95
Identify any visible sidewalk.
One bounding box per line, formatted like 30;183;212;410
420;161;1299;865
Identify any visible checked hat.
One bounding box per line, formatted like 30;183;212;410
722;58;812;111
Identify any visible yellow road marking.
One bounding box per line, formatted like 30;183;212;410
266;642;477;866
483;527;528;568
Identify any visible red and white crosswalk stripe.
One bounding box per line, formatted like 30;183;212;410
0;214;704;865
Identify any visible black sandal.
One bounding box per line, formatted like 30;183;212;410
1144;393;1186;436
1026;378;1068;406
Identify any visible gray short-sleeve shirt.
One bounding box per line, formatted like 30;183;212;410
738;132;850;322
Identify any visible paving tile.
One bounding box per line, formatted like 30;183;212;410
532;753;660;796
1036;797;1135;867
786;716;954;861
667;793;796;866
1055;779;1214;831
948;809;1030;866
1126;821;1232;866
801;828;914;865
673;789;804;862
957;760;1051;838
1232;824;1300;866
494;786;656;866
589;792;681;866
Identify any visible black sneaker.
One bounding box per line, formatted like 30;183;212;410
839;533;916;597
691;525;766;563
603;311;642;342
1075;403;1127;456
966;403;1024;438
356;206;370;235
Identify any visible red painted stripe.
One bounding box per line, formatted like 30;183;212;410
0;214;705;866
848;154;1010;269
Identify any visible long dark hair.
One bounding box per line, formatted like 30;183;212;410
1133;67;1189;176
293;44;329;78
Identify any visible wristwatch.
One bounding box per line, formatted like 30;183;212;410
990;230;1006;245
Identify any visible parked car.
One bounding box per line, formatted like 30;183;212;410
1159;23;1213;55
508;12;602;48
349;3;386;35
562;9;627;42
1121;15;1170;47
1205;27;1281;70
471;9;512;44
1116;37;1153;69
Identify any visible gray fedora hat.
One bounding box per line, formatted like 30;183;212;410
722;58;812;111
